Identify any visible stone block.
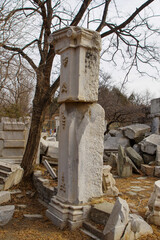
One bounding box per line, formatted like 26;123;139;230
141;164;155;176
4;140;25;148
49;27;101;103
139;134;160;155
0;191;11;204
2;148;24;157
104;135;130;151
151;117;159;134
117;146;132;177
156;145;160;166
57;103;105;204
3;131;24;140
122;124;150;140
46;141;59;159
143;153;156;164
103;197;129;240
0;205;15;226
3;122;25;131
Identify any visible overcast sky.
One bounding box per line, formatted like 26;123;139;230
99;0;160;99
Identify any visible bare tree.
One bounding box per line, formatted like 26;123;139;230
0;0;159;177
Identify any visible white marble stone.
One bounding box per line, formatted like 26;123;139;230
122;124;150;140
0;191;11;204
50;27;101;103
103;197;129;240
139;134;160;155
0;205;15;226
151;117;159;134
57;103;105;204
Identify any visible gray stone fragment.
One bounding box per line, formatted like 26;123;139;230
0;205;15;226
122;124;150;140
0;191;11;204
117;145;132;177
23;214;43;219
139;134;160;155
126;147;143;168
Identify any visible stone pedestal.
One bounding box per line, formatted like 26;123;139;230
47;27;104;229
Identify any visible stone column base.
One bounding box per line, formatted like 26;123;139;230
46;196;90;230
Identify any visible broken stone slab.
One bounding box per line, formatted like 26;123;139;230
126;147;143;168
42;160;57;179
46;141;59;159
0;205;15;226
117;145;132;177
0;191;11;204
122;124;150;141
104;135;130;152
141;164;155;176
147;180;160;226
103;197;129;240
4;167;24;190
122;214;153;240
139;134;160;155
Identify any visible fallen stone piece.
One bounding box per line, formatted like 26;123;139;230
43;160;57;179
141;164;155;176
0;191;11;204
103;197;129;240
147;180;160;226
117;145;132;177
139;134;160;155
122;124;150;140
126;147;143;168
0;205;15;226
103;165;119;196
104;134;130;152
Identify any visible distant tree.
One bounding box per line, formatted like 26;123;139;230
0;0;159;177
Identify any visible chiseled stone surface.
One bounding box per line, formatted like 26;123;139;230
103;197;129;240
122;124;150;140
0;205;15;226
50;26;101;103
58;103;105;204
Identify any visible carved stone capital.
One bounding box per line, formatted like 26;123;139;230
48;26;101;53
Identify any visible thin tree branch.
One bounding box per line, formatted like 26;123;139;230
96;0;112;32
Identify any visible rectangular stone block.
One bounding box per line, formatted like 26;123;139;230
4;140;25;148
3;131;24;140
58;47;99;103
3;122;25;131
2;148;24;157
57;103;105;204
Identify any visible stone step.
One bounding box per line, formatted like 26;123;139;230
0;169;10;178
82;221;104;240
0;163;12;173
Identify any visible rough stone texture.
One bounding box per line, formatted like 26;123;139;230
103;197;129;240
143;153;156;164
0;191;11;204
49;26;101;103
126;147;143;168
151;98;160;115
4;140;25;148
151;117;159;134
90;202;114;225
33;170;57;204
122;124;150;140
147;180;160;226
104;134;130;152
0;205;15;226
139;134;160;155
57;103;105;204
155;166;160;177
103;165;119;196
3;122;25;131
141;164;155;176
117;145;132;177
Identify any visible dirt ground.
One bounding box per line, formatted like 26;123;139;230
0;172;160;240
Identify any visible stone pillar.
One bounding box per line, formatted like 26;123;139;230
151;117;159;134
46;27;105;229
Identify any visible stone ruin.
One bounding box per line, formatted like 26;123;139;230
46;26;105;229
